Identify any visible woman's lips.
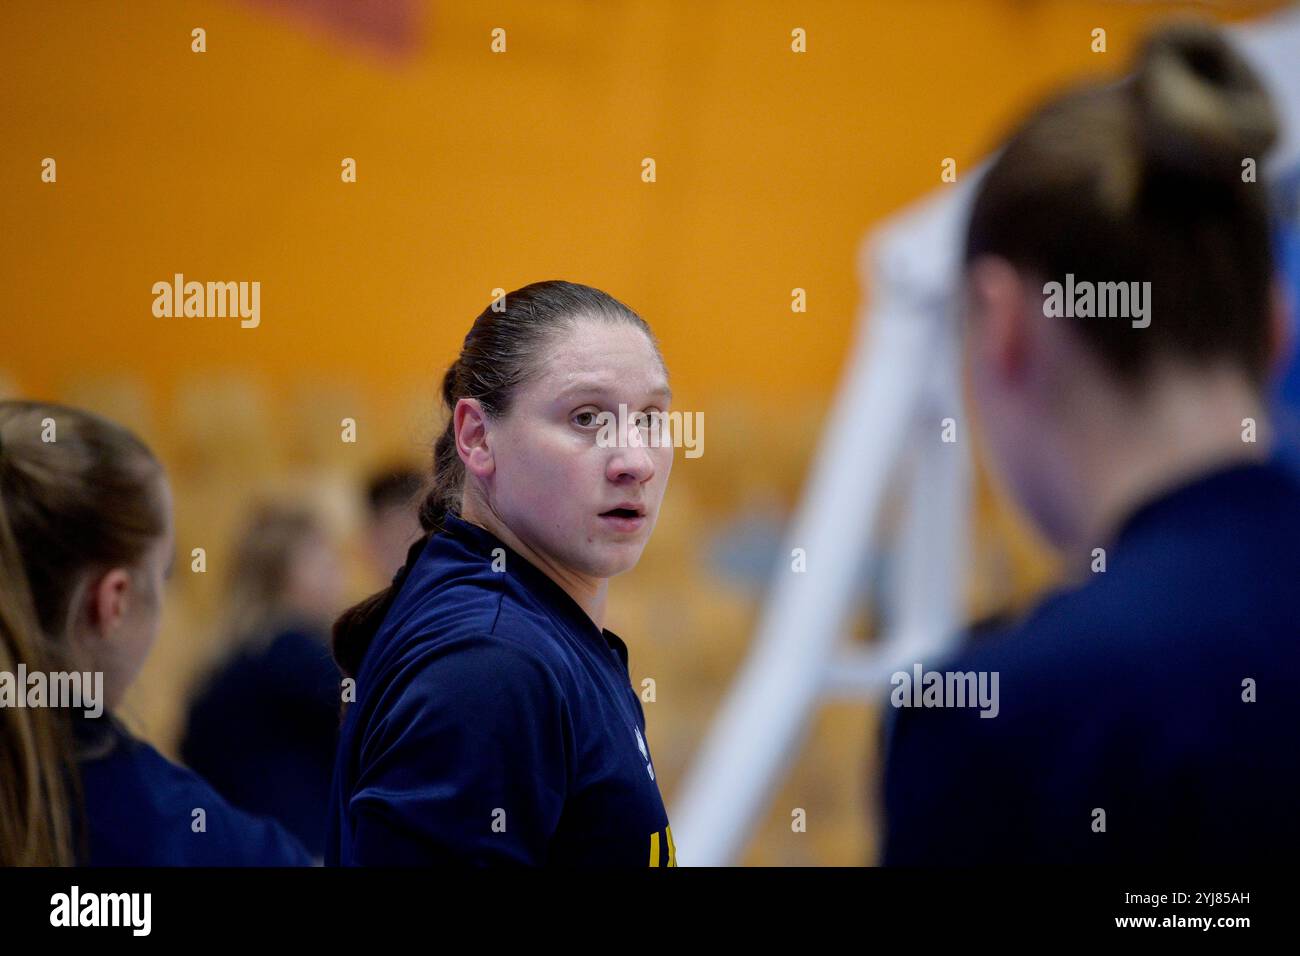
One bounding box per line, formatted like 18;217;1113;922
598;509;646;533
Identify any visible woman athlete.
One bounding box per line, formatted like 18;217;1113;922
328;280;678;866
885;22;1300;864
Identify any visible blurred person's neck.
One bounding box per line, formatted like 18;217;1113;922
1056;361;1269;570
459;494;609;631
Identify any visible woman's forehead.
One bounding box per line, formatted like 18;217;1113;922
533;322;669;396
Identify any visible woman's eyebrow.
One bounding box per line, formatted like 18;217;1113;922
556;380;604;398
556;380;672;402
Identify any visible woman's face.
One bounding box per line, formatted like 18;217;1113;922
481;317;673;581
284;529;347;626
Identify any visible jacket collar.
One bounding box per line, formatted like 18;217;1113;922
1114;456;1297;550
437;512;629;667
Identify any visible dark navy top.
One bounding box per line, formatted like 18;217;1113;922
884;458;1300;864
76;716;313;866
181;625;341;858
327;513;674;866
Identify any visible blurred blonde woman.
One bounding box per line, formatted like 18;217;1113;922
0;400;311;865
182;502;345;858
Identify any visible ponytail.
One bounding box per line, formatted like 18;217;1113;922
331;530;431;681
0;489;76;865
331;362;462;681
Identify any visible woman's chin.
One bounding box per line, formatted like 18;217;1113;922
578;541;647;579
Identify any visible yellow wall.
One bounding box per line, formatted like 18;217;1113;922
5;0;1282;406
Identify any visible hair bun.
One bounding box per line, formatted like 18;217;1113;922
1133;20;1278;181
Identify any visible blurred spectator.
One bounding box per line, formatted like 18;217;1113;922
364;465;424;581
181;503;346;859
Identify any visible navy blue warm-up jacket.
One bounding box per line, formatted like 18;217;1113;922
884;458;1300;865
328;513;674;866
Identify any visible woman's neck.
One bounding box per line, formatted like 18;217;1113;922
1065;363;1269;564
458;497;609;630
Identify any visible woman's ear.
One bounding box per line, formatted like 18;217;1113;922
967;255;1032;385
454;397;495;480
88;568;132;640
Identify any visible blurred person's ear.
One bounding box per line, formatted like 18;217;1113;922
87;568;133;639
966;255;1033;386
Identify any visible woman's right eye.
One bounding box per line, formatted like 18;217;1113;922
572;410;599;428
